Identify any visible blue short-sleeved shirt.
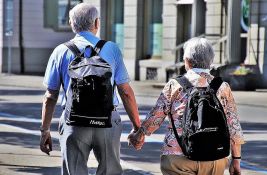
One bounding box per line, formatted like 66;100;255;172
43;31;130;106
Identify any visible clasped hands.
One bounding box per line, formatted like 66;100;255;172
127;128;145;150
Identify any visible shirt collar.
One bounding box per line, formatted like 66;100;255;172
190;68;210;74
74;31;100;46
185;68;213;87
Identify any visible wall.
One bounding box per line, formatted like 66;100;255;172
23;0;75;73
2;0;20;73
0;1;3;73
123;0;138;80
250;0;267;86
205;0;226;66
139;0;176;82
162;0;177;62
2;0;75;74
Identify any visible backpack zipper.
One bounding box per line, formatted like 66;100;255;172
69;63;111;70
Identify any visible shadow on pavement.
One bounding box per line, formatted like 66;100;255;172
241;122;267;131
0;89;45;96
241;122;267;168
0;119;60;132
0;164;61;175
0;163;158;175
1;96;267;173
117;104;153;116
122;120;168;135
0;132;61;151
6;166;159;175
121;142;162;164
88;168;156;175
120;121;267;170
242;140;267;169
124;169;156;175
0;103;62;119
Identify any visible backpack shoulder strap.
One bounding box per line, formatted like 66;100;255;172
64;41;81;56
170;113;184;147
175;76;193;94
209;77;223;93
94;40;107;54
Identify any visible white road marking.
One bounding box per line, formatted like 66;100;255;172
0;123;150;174
1;112;267;174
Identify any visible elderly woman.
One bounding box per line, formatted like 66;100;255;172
129;38;244;175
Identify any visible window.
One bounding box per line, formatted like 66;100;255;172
44;0;82;31
150;0;163;57
101;0;124;51
4;0;14;36
112;0;124;51
138;0;163;59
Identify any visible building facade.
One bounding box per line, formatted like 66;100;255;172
0;0;76;74
0;0;266;86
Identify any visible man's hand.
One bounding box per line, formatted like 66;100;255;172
40;130;52;155
40;89;58;155
128;129;145;150
229;159;241;175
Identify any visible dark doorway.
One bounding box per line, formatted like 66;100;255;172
135;0;163;80
100;0;124;51
176;4;192;62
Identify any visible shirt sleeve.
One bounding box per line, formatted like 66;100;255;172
217;82;245;145
142;80;178;136
43;47;62;90
113;44;130;85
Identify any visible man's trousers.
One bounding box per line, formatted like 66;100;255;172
59;111;123;175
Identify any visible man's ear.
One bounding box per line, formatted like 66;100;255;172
95;18;99;30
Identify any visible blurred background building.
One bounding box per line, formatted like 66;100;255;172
0;0;266;89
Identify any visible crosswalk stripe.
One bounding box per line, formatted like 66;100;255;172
0;123;153;175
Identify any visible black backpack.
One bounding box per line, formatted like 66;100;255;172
170;76;230;161
64;40;114;128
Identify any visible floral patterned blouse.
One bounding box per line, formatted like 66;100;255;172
141;69;245;155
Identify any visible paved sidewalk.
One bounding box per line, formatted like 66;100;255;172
1;73;267;107
1;73;267;175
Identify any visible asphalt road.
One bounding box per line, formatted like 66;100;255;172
0;85;267;175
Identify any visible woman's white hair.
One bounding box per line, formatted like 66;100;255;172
69;3;99;33
183;37;215;69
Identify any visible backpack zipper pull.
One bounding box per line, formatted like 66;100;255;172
92;78;95;90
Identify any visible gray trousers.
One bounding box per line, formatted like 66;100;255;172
59;111;123;175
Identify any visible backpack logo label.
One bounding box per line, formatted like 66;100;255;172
90;120;105;126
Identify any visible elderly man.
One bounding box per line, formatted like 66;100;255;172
129;38;244;175
40;3;141;175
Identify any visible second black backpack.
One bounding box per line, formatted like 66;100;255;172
170;76;230;161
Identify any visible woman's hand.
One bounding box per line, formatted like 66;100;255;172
229;159;241;175
128;128;145;150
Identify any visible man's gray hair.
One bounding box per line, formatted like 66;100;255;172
183;38;215;69
69;3;99;33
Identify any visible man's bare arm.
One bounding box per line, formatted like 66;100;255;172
40;89;59;155
117;83;140;131
41;89;59;130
